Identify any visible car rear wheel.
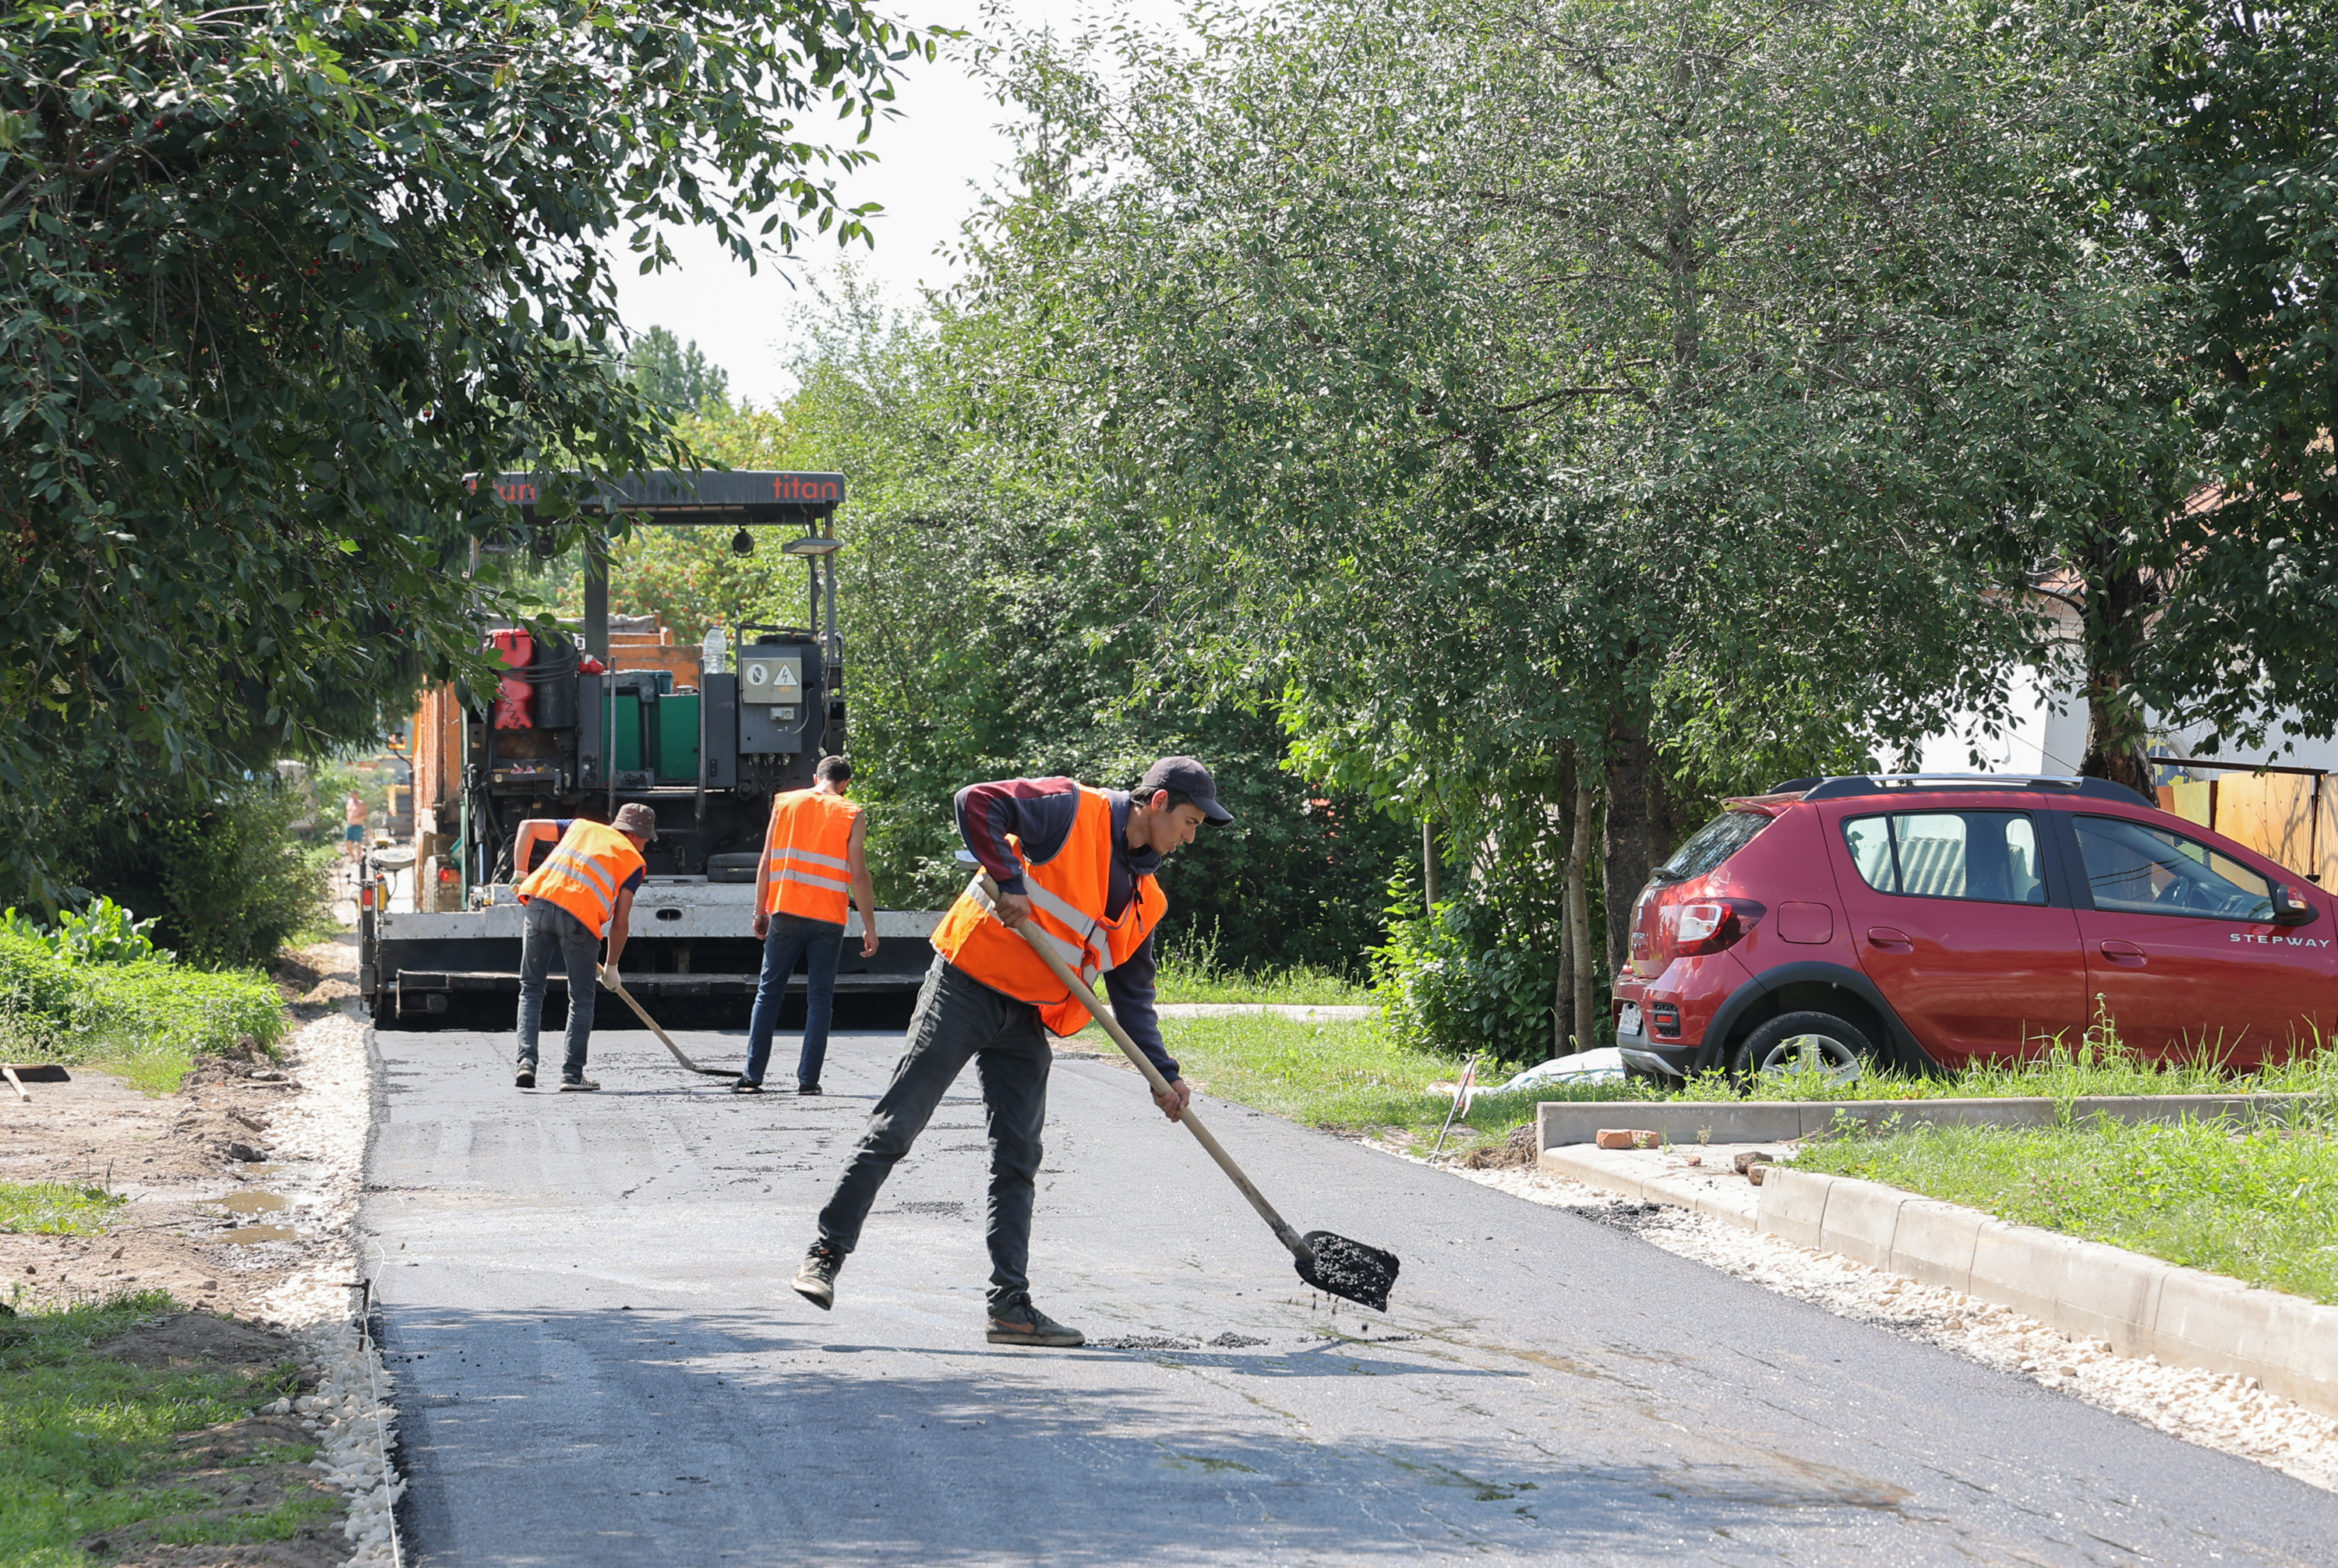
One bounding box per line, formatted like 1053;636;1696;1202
1732;1011;1874;1089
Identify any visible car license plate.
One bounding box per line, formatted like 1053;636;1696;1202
1617;1002;1644;1038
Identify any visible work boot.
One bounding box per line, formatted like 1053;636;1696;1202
560;1075;600;1093
730;1079;763;1095
514;1066;535;1089
796;1082;822;1097
986;1297;1084;1347
793;1241;844;1310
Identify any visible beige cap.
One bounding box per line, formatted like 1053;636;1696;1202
612;803;659;842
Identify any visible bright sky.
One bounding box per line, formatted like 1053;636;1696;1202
613;0;1188;408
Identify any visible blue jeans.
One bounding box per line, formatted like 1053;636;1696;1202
743;913;845;1086
516;899;599;1079
815;955;1051;1308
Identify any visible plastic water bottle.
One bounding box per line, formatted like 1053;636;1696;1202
701;624;727;677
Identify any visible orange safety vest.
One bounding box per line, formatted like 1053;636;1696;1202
514;820;645;940
763;789;862;924
931;787;1167;1038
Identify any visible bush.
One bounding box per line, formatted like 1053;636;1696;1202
61;779;329;970
1;897;168;965
1371;885;1565;1068
0;931;285;1094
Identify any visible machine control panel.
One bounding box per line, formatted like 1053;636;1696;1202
737;648;814;754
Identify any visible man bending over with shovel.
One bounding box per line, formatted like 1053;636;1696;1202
510;802;656;1092
791;758;1231;1346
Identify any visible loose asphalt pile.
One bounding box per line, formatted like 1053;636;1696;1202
1451;1160;2338;1494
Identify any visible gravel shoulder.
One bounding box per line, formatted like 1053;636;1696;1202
1440;1153;2338;1494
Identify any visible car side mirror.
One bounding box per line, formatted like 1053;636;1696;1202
2270;883;2319;926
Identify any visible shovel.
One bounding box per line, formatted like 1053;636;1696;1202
984;877;1400;1312
599;970;734;1077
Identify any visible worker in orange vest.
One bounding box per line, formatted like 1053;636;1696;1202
737;754;879;1096
510;801;657;1092
792;757;1231;1348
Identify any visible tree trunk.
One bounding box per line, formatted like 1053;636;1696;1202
1421;817;1439;913
1602;712;1653;976
2078;561;2156;794
1648;757;1697;869
1569;772;1598;1053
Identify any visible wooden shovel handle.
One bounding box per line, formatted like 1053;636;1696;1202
981;876;1311;1263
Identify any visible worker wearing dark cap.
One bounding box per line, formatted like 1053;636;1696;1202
790;757;1232;1347
509;801;658;1093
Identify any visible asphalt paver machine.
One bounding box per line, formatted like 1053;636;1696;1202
358;471;935;1029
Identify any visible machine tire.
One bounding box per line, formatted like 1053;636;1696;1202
1731;1010;1874;1089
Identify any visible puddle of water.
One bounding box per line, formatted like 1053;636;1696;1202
210;1191;288;1216
219;1224;296;1245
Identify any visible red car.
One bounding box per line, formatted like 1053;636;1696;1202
1613;775;2332;1081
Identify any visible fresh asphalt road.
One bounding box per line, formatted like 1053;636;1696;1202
365;1025;2338;1566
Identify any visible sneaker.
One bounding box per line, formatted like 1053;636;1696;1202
731;1079;763;1095
559;1076;601;1092
792;1242;844;1310
986;1298;1084;1347
796;1082;823;1096
514;1067;535;1089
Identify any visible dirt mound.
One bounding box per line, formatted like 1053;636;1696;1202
1460;1124;1539;1170
94;1311;300;1373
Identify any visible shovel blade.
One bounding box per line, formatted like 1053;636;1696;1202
1294;1230;1400;1312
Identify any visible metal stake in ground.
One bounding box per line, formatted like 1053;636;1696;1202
983;876;1401;1312
1430;1054;1479;1157
599;972;734;1076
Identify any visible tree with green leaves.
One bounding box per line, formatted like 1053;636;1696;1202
962;0;2120;1037
0;0;931;903
629;327;734;415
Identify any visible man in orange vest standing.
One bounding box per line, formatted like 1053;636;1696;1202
736;754;879;1095
509;801;657;1092
790;758;1230;1347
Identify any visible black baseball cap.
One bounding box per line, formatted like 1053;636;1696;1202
1137;756;1234;825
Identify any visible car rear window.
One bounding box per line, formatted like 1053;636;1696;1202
1660;810;1771;880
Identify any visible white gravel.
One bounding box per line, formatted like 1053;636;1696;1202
255;1008;405;1566
1451;1161;2338;1494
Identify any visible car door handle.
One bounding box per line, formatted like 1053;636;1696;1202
2097;939;2147;966
1867;927;1914;952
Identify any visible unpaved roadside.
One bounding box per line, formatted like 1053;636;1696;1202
0;939;363;1315
2;933;402;1566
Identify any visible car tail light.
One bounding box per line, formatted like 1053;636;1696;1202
1662;895;1764;957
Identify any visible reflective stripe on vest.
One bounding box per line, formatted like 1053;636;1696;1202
931;787;1166;1037
514;820;645;939
764;789;861;924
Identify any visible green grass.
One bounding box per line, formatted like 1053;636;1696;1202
1130;1014;1552;1153
0;931;286;1094
1150;927;1370;1007
1130;1012;2338;1160
0;1293;310;1566
1799;1110;2338;1305
0;1183;125;1236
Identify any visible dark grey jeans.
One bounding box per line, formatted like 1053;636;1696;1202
816;954;1050;1308
516;899;600;1079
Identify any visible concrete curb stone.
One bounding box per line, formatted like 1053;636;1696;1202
1749;1166;2338;1421
1527;1133;2338;1421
